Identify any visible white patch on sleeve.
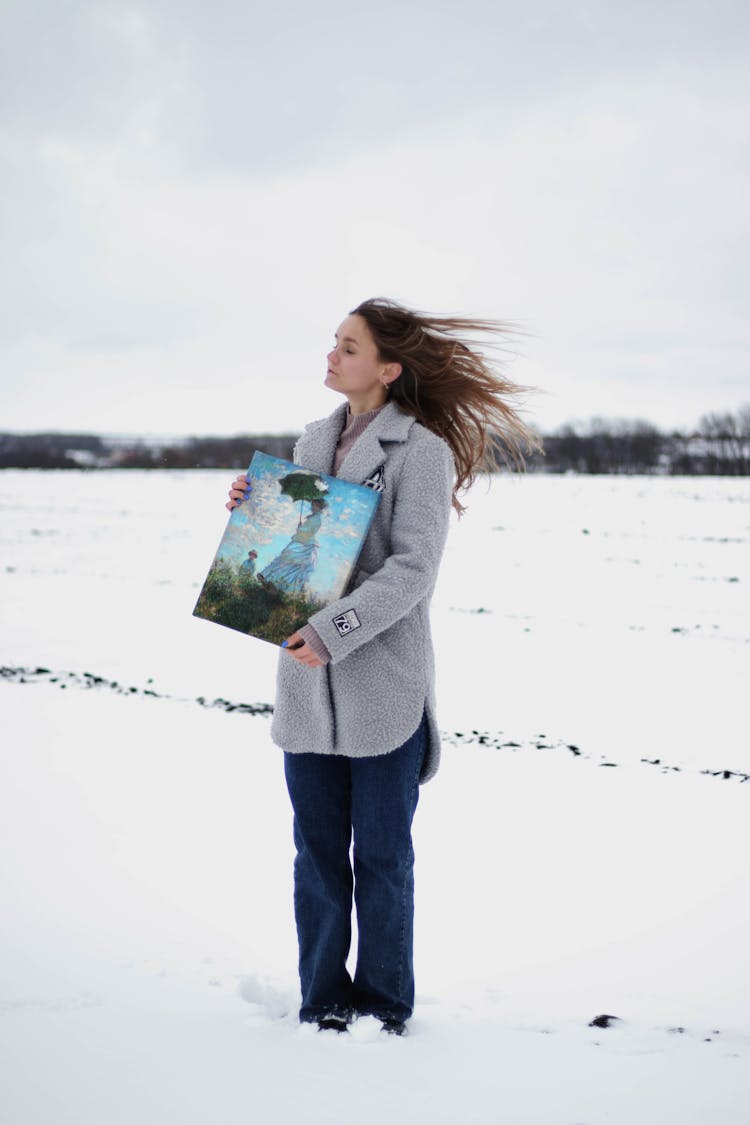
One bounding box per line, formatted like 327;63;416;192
333;609;361;636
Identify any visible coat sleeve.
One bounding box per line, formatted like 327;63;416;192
306;432;453;665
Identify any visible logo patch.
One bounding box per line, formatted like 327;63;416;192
362;464;385;492
333;609;361;636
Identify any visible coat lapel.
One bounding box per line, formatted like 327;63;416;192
336;402;415;484
295;401;416;484
295;403;348;474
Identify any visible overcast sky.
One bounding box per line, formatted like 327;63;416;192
2;0;748;436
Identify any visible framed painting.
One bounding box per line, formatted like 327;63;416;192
193;451;381;646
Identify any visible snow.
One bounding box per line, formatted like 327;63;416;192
1;469;749;1124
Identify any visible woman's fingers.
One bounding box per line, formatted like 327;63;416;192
281;634;323;667
225;475;251;510
292;645;323;667
225;490;245;510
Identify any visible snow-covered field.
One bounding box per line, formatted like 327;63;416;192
1;469;749;1124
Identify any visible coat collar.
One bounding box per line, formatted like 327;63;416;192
296;400;416;482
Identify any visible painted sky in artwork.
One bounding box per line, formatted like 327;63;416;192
213;453;379;601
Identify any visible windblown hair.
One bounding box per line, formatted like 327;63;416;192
351;297;542;514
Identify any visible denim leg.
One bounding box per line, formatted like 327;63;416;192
350;713;427;1022
283;752;354;1021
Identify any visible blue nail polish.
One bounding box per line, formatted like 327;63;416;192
243;489;251;499
281;640;288;648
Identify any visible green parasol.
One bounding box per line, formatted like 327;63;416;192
278;471;329;527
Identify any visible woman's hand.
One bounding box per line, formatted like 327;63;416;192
226;475;251;512
282;632;324;668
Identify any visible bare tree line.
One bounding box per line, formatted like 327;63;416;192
527;405;750;475
1;405;749;474
0;432;298;470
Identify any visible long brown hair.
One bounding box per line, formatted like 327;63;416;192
351;297;542;514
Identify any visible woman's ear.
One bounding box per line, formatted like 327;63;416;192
381;363;402;387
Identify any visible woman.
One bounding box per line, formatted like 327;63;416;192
257;497;327;596
226;297;538;1036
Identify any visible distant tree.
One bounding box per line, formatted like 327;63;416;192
739;405;750;473
697;409;749;474
664;429;694;475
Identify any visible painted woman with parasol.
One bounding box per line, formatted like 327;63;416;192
258;477;329;596
226;298;539;1037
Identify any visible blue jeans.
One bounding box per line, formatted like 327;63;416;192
283;713;427;1023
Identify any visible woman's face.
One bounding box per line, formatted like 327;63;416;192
325;314;390;406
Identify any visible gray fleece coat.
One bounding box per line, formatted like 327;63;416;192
269;400;453;783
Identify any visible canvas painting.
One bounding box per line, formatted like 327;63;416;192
193;451;382;646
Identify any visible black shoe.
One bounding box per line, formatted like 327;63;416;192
316;1012;350;1033
380;1017;408;1037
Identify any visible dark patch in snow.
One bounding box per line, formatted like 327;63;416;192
0;665;273;716
444;730;565;755
445;730;599;765
449;606;493;614
443;725;748;786
195;695;273;716
589;1014;622;1029
701;768;750;783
